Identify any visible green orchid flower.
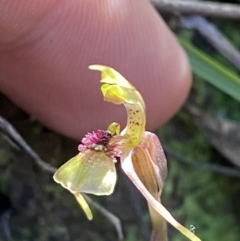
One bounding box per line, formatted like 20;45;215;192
53;65;201;241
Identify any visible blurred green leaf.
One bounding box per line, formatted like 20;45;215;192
179;38;240;102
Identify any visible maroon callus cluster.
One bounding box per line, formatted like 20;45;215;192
78;130;113;152
96;130;113;146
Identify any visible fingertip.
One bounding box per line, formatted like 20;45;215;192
0;0;191;140
0;0;59;46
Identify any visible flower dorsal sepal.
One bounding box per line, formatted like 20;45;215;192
89;65;146;148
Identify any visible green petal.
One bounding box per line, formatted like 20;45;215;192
74;192;93;220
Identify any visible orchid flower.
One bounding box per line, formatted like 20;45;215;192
53;65;201;241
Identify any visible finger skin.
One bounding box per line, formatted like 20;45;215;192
0;0;191;140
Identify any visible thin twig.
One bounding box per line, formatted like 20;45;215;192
0;115;123;240
164;146;240;178
0;116;56;173
83;194;124;241
150;0;240;19
0;211;11;240
180;16;240;70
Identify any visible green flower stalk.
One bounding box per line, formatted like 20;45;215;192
53;65;201;241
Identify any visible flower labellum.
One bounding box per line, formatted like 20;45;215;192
53;128;119;220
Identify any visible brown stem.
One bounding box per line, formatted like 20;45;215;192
148;203;168;241
150;0;240;19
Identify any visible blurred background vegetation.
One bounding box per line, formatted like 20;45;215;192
0;0;240;240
